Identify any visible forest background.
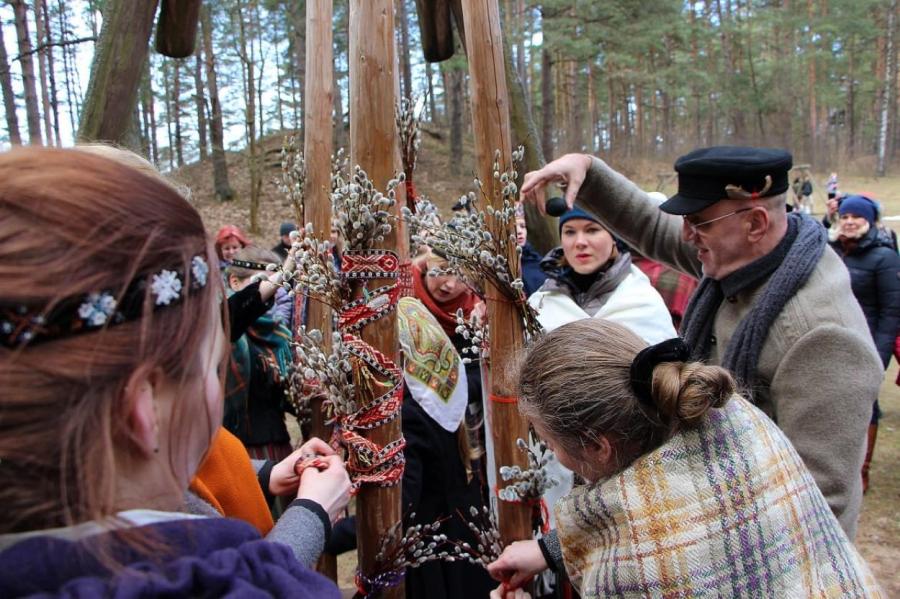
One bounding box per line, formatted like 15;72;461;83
0;0;898;594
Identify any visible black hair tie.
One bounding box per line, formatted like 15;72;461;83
629;338;691;406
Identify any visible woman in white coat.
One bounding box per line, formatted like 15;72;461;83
529;205;675;343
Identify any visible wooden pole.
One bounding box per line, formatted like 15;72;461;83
304;0;337;581
460;0;531;547
349;1;406;597
155;0;202;58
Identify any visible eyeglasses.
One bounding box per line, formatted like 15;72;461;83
684;207;753;234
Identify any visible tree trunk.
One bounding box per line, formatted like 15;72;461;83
397;0;412;99
40;0;61;145
253;2;266;141
877;0;897;176
504;40;557;255
848;34;857;156
12;0;43;144
460;0;532;550
236;0;261;232
57;0;80;135
425;61;437;122
287;0;306;143
163;60;174;169
33;0;53;145
447;64;464;175
138;68;151;159
348;2;406;597
173;60;184;167
201;4;234;200
540;47;553;160
515;0;526;88
141;60;158;163
0;20;22;145
77;0;159;144
194;50;208;161
806;0;818;166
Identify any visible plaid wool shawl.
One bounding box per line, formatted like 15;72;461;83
556;396;882;598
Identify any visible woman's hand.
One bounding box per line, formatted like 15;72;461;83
490;585;532;599
521;153;593;215
269;438;336;497
296;454;351;523
487;540;548;590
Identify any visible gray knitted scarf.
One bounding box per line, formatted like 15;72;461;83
681;213;826;397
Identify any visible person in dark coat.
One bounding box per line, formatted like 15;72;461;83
515;203;548;297
830;194;900;492
272;221;296;260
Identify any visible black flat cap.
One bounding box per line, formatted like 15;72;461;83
660;146;792;215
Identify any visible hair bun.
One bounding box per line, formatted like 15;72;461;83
652;362;734;429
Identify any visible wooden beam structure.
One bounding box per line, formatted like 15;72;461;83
304;0;337;581
155;0;202;58
349;1;406;597
460;0;532;547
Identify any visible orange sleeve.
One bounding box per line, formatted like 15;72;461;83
190;428;275;536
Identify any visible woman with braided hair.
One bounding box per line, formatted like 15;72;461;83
487;319;882;599
0;147;346;596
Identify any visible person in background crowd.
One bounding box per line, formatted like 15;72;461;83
826;172;839;199
215;224;250;275
515;202;548;297
824;192;899;251
223;248;295;472
800;175;814;214
272;221;296;260
0;147;340;597
520;147;883;539
830;194;900;492
486;319;882;599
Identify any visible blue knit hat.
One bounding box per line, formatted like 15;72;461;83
838;195;877;225
558;206;601;232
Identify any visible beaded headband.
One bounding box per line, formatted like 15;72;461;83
230;258;275;271
0;255;210;349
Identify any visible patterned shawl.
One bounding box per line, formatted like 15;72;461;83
397;297;467;433
556;396;882;598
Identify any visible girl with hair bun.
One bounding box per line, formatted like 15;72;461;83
488;319;882;599
0;147;343;597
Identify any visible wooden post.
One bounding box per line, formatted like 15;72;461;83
304;0;337;581
155;0;202;58
349;1;406;597
460;0;531;547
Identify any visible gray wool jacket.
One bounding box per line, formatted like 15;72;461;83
568;156;883;539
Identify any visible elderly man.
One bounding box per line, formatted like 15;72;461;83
521;146;882;539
